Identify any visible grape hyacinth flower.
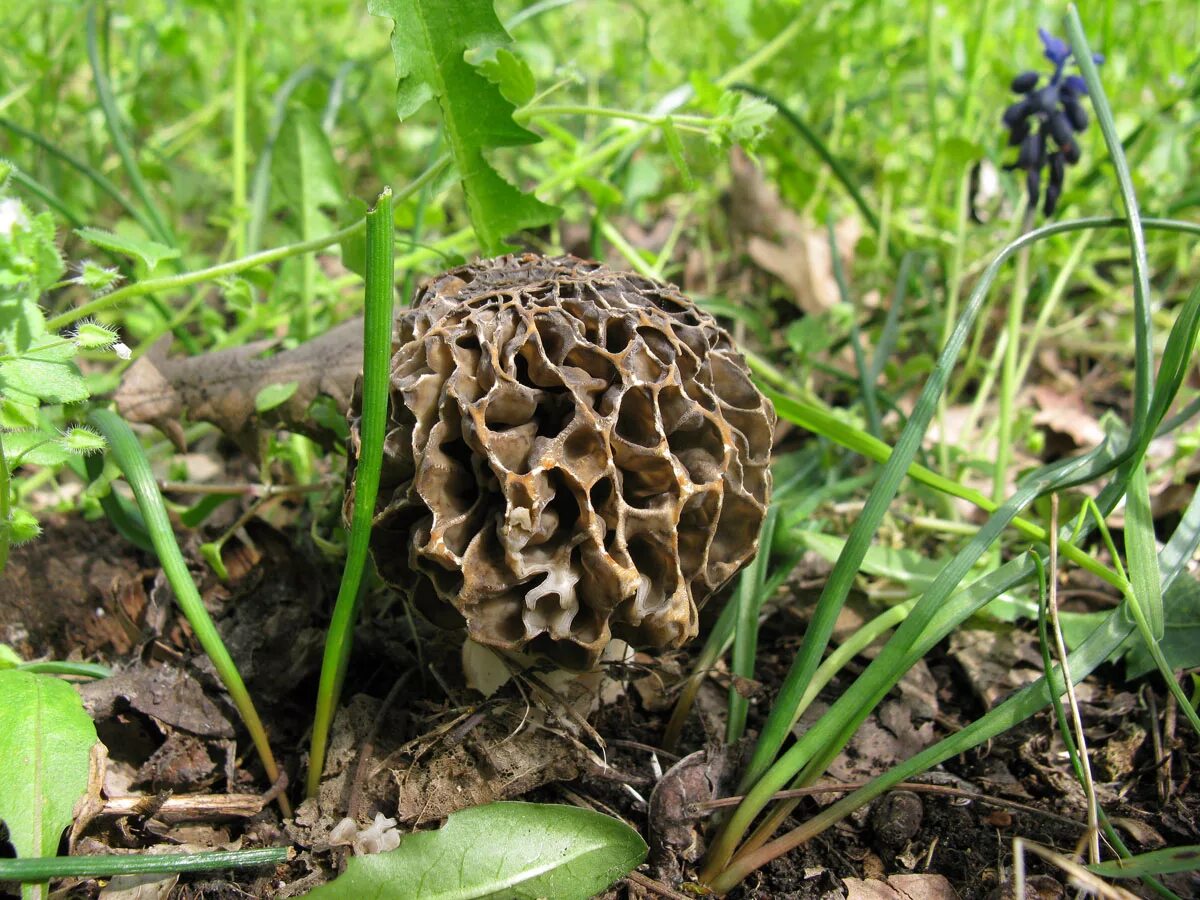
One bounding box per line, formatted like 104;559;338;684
1002;29;1102;216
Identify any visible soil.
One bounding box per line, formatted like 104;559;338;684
2;514;1198;899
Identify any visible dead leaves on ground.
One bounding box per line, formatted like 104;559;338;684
731;147;862;315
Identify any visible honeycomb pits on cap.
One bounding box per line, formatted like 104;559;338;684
344;254;774;669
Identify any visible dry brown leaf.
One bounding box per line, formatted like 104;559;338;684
1031;385;1106;448
949;627;1045;710
730;148;861;314
843;874;960;899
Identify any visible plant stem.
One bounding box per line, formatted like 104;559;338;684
0;429;10;572
46;157;451;333
306;188;395;799
994;207;1035;503
0;847;291;881
232;0;248;258
47;222;358;331
515;104;709;128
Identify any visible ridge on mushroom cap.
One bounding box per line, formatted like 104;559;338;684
344;253;774;669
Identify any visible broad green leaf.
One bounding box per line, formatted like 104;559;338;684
272;108;343;242
0;342;87;405
1089;844;1200;878
0;394;40;429
0;670;98;899
254;381;299;413
74;227;179;272
368;0;559;253
306;802;647;900
1125;464;1164;639
3;429;71;468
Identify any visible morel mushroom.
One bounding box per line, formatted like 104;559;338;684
344;254;774;669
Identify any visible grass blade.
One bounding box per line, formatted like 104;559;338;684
0;848;291;881
86;409;286;815
0;117;157;236
85;4;174;246
306;188;395;798
732;83;882;242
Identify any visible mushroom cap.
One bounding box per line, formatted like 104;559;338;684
345;254;774;669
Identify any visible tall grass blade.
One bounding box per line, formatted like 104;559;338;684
86;4;174;246
306;188;395;798
86;408;286;814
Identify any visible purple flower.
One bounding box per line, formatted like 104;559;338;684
1001;30;1102;216
1038;28;1070;66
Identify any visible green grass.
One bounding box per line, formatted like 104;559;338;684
1;0;1198;895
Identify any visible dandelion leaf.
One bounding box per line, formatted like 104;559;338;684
368;0;558;253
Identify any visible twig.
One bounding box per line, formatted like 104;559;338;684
625;869;696;900
1047;493;1102;864
99;793;266;823
157;479;336;497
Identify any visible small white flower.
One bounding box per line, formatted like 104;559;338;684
0;197;28;237
113;341;132;360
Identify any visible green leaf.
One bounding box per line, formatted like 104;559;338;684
1125;464;1164;639
338;197;370;279
0;644;22;668
717;90;775;146
797;530;944;592
305;802;646;900
254;381;299;413
7;507;41;543
307;394;350;442
272;108;343;241
74;227;180;272
3;429;71;468
940;136;984;166
0;670;98;894
367;0;559;253
0;207;58;354
470;46;536;107
1124;574;1200;678
1089;844;1200;878
0;350;87;405
660;117;695;190
0;394;40;429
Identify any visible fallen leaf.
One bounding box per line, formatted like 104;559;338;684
843;873;960;899
1031;385;1106;448
730;148;861;315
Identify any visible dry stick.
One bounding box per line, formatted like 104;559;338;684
1046;493;1102;864
689;780;1091;834
625;869;696;900
157;479;336;497
1143;687;1162;803
99;793;265;823
1014;838;1141;900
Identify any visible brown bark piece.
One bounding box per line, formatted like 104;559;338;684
114;318;366;458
